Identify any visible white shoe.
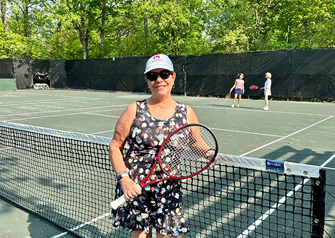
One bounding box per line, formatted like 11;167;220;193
231;104;234;108
263;107;269;111
237;104;240;108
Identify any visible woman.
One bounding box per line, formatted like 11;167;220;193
260;72;272;111
109;54;200;238
230;73;245;108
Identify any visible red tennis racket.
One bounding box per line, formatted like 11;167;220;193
225;88;234;101
224;93;231;101
250;85;258;90
110;123;218;210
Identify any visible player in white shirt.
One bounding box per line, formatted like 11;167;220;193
260;72;272;111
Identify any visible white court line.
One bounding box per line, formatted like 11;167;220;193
241;116;333;157
49;213;111;238
4;110;122;122
237;153;335;238
192;105;334;117
0;105;128;118
0;97;100;106
84;112;121;118
91;129;115;135
211;127;282;138
4;112;113;122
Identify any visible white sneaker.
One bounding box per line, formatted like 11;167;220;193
263;107;269;111
237;104;240;108
231;104;234;108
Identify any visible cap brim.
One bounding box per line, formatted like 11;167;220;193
144;64;174;74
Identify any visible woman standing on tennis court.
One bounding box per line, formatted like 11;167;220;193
230;73;245;108
109;54;200;238
260;72;272;111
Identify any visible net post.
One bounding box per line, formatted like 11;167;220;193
311;169;326;237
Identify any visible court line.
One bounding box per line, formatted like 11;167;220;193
87;116;283;137
237;153;335;238
0;97;100;106
4;112;121;122
91;129;115;135
211;127;283;138
85;112;121;118
3;91;101;99
240;115;333;157
49;212;111;238
0;105;127;119
2;109;282;138
192;105;334;117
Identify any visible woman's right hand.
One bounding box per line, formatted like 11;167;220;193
119;177;142;200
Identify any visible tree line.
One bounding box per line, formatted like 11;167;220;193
0;0;334;60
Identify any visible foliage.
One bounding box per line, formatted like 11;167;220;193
0;0;334;59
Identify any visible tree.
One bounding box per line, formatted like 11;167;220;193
1;0;335;60
206;0;335;52
106;0;209;57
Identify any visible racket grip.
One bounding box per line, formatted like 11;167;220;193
110;194;127;210
110;184;142;210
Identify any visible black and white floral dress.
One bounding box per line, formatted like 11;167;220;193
111;99;190;236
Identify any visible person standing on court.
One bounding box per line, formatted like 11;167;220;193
260;72;272;111
230;73;245;108
109;54;200;238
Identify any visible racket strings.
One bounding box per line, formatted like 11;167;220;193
160;126;217;178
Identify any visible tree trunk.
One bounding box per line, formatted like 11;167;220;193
22;0;30;37
144;17;149;38
80;17;88;59
1;0;9;33
1;0;10;56
74;15;91;59
100;7;106;57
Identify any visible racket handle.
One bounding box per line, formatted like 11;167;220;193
110;184;142;210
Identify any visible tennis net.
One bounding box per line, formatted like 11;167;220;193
0;121;326;238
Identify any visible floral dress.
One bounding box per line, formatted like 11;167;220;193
111;99;190;236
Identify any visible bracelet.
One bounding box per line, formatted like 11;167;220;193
117;173;129;182
116;170;128;177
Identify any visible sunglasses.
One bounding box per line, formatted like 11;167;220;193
146;70;173;81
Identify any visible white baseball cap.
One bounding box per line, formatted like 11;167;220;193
144;54;174;74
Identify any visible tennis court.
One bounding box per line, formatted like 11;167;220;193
0;89;334;237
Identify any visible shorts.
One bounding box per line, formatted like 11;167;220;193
235;88;243;95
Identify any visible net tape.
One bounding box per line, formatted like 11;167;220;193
0;121;325;238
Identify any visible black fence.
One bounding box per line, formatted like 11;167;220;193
1;49;335;100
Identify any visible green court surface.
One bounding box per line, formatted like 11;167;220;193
0;90;334;237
